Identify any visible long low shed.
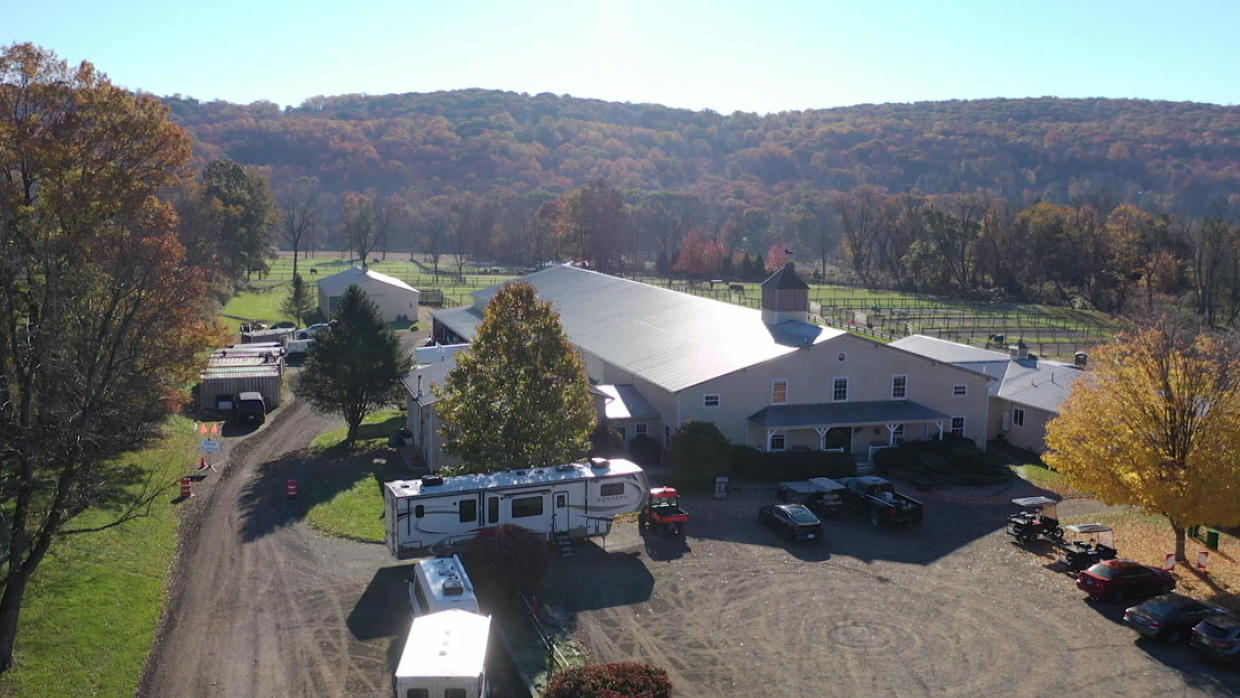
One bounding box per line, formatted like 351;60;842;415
197;367;283;411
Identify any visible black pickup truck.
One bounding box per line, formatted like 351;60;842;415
837;476;923;527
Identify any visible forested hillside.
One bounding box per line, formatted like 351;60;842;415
168;90;1240;213
165;90;1240;324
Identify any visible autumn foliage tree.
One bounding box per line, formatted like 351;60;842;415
673;230;726;277
1044;323;1240;561
435;282;595;473
0;43;221;670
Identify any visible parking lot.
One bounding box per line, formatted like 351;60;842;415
545;481;1240;697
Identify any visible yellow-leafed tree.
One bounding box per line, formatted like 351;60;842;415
1044;323;1240;561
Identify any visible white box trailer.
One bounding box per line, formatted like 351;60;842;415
408;555;481;617
393;609;489;698
384;458;648;558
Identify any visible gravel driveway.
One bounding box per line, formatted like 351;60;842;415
547;481;1240;697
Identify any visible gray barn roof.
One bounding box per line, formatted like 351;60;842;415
749;400;949;428
891;334;1084;413
317;267;418;295
434;265;846;393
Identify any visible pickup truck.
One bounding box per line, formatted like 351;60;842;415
776;477;846;517
837;476;923;527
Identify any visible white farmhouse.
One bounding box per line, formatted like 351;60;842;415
890;334;1087;452
431;264;993;467
316;267;419;323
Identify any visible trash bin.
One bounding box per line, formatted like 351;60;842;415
1205;529;1220;551
714;475;729;499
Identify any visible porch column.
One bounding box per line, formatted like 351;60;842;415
766;428;777;452
936;421;944;440
814;427;829;450
886;423;899;446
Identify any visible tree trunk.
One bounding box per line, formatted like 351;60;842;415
292;246;299;280
1173;524;1187;562
0;559;35;673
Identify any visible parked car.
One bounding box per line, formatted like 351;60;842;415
1076;559;1175;601
296;323;331;340
758;503;824;542
836;476;923;527
1123;593;1225;642
1192;611;1240;664
232;391;267;425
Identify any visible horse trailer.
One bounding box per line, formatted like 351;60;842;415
383;458;648;558
393;608;489;698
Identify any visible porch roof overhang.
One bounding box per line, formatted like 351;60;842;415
748;400;950;429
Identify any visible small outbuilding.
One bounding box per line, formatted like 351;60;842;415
316;267;419;323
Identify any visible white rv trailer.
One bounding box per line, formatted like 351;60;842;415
408;554;481;617
393;608;490;698
384;458;648;558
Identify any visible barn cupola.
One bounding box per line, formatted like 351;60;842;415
760;262;809;325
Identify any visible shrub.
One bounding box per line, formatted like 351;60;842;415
627;434;662;467
875;438;1009;486
544;662;673;698
730;449;857;481
460;525;549;607
666;421;730;490
303;307;327;326
589;421;625;459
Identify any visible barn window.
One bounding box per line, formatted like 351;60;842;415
1013;408;1025;427
953;384;967;397
511;496;544;518
635;423;647;435
951;416;966;436
891;375;907;399
703;394;720;408
832;377;849;402
771;380;788;404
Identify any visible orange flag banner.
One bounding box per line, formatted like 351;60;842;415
212;422;221;436
198;423;208;436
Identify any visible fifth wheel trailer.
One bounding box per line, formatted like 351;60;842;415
384;458;648;558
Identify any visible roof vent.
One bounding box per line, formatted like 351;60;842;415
1074;351;1088;368
421;475;444;487
442;579;465;596
589;457;610;469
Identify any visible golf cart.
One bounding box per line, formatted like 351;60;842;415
1006;496;1063;545
639;487;688;535
1059;523;1118;572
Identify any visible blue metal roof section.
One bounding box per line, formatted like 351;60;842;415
748;400;950;428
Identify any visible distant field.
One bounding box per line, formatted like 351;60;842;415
0;417;196;697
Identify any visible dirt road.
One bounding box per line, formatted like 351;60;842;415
138;397;401;697
550;483;1240;697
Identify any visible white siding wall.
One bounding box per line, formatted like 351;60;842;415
995;398;1055;452
678;334;991;451
322;279;419;323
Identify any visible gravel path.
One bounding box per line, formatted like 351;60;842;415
549;481;1240;697
137;396;401;697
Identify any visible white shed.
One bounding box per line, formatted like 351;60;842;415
316;267;419;323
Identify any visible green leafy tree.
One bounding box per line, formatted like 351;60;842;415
199;159;277;281
295;286;411;441
667;421;731;489
435;282;595;473
0;43;221;671
280;273;316;326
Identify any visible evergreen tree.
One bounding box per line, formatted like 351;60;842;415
295;286;411;441
280;273;316;326
435;282;595;473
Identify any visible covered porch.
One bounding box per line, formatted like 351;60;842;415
747;400;952;462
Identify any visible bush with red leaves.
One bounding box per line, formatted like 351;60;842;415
544;662;673;698
460;524;549;604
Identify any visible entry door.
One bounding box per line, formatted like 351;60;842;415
553;492;570;533
824;427;851;452
1002;410;1012;431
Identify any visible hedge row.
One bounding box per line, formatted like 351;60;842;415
729;445;857;481
872;435;1009;487
545;662;673;698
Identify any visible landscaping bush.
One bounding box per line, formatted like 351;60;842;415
666;421;730;490
303;307;327;326
460;525;549;607
544;662;673;698
874;438;1009;486
730;449;857;481
627;434;662;467
589;421;626;459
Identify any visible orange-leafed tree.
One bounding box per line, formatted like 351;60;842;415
1044;323;1240;562
764;244;790;272
673;230;726;278
0;43;222;670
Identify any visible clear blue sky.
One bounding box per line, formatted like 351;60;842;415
6;0;1239;113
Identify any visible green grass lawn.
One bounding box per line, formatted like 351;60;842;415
306;410;417;543
0;417;197;697
1010;462;1068;493
218;282;295;326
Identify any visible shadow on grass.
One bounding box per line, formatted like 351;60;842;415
313;413;407;452
236;446;416;543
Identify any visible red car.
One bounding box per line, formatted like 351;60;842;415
1076;559;1175;602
